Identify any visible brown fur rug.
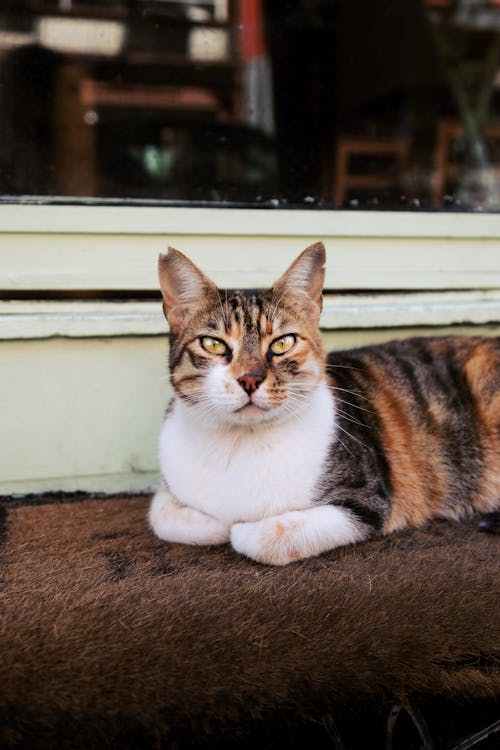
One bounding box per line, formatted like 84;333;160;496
1;493;499;749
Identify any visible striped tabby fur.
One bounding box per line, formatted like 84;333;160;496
149;243;500;565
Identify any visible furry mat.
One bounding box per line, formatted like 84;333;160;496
1;493;499;749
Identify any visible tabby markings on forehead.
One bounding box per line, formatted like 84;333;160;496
206;317;226;331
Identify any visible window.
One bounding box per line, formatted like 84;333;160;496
0;0;499;210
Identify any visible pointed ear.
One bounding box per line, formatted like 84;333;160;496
272;242;326;319
158;247;217;333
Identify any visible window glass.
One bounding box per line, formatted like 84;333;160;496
0;0;499;210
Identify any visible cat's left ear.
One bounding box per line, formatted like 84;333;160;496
158;247;217;333
272;242;326;320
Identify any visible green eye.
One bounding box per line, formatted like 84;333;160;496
200;336;228;355
270;334;296;356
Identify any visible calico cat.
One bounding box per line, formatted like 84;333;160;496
149;243;500;565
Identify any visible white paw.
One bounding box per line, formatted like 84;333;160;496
230;521;265;562
149;489;230;546
230;514;305;566
231;506;367;565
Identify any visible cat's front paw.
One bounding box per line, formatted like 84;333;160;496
149;488;230;546
231;515;305;566
231;506;367;565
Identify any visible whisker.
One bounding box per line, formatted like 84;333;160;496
276;399;296;417
287;384;323;396
288;383;377;415
335;409;365;428
181;399;218;416
331;395;376;415
329;385;374;404
216;287;232;331
287;389;313;401
282;398;307;414
335;423;371;451
225;289;229;327
328;363;363;371
287;382;370;401
287;399;311;411
335;434;356;458
268;287;289;322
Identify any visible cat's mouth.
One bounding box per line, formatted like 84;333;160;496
234;401;269;414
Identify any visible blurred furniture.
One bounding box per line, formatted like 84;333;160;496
431;118;500;207
10;0;242;198
334;136;409;206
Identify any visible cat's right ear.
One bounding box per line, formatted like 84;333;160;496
272;242;326;321
158;247;217;333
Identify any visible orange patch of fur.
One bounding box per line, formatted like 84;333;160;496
363;368;448;533
465;343;500;513
259;520;302;562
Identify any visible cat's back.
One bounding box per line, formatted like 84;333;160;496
326;336;500;529
328;335;500;401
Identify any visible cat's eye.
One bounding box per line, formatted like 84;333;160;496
200;336;228;356
269;334;296;356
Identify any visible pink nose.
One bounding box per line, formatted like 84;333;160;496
237;372;265;395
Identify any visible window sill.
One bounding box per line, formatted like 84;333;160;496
1;290;499;339
0;206;499;292
0;204;499;237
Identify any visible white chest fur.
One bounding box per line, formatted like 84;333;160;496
158;382;336;524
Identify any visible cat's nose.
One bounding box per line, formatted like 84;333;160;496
237;371;265;395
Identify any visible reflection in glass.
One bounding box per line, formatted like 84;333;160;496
0;0;499;210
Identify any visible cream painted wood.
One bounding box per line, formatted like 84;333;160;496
0;206;499;291
0;300;165;339
1;204;499;237
2;234;500;291
1;325;498;495
322;290;500;329
2;474;158;495
1;290;500;339
0;336;168;495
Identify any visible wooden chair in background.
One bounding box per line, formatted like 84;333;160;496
334;136;409;206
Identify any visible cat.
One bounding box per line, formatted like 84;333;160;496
149;242;500;565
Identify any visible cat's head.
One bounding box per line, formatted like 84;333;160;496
158;243;327;427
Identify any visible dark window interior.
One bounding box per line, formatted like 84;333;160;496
0;0;499;210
